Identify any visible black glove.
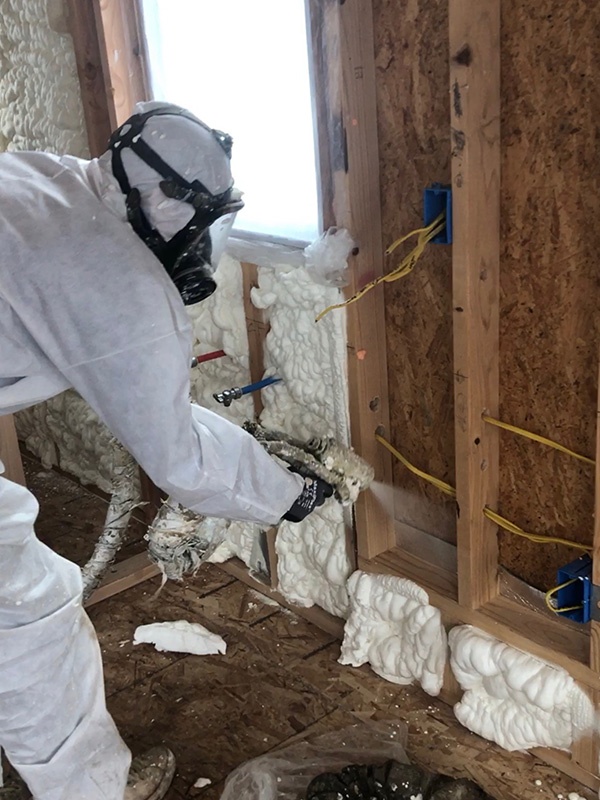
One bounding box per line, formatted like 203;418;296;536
283;476;334;523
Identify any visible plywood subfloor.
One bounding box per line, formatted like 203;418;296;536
12;460;595;799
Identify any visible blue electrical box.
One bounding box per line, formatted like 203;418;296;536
423;184;453;244
555;554;592;623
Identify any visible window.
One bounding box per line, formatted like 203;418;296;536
140;0;320;244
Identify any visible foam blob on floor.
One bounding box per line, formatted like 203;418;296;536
339;571;447;696
133;620;226;656
449;625;594;752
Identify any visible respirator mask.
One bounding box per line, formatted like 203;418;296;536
108;105;244;305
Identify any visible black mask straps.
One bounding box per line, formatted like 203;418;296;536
108;108;240;304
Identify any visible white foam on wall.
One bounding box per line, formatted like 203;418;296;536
186;255;253;425
253;263;352;616
449;625;594;752
202;261;353;618
207;517;257;568
276;499;351;619
339;571;447;696
0;0;87;156
254;264;349;444
16;390;118;494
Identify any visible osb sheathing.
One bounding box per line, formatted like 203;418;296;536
373;0;600;589
373;0;456;545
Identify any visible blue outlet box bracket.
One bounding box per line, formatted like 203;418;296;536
423;184;453;244
555;554;592;623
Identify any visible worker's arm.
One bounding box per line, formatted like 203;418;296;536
60;326;304;524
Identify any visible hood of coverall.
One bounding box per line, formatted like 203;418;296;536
104;101;243;304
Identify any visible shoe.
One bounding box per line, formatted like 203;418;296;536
0;746;175;800
0;772;29;800
124;746;176;800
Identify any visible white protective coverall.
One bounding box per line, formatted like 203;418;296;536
0;107;303;799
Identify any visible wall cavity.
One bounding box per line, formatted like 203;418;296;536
254;262;352;615
339;571;447;696
449;626;594;752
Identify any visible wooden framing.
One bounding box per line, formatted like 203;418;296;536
68;0;600;790
0;415;25;485
450;2;501;610
241;263;268;419
306;0;395;560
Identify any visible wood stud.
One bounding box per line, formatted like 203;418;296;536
450;0;501;610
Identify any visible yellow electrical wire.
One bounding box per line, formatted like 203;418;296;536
315;213;445;322
482;507;592;553
375;433;456;498
483;415;595;466
544;577;583;615
375;433;593;552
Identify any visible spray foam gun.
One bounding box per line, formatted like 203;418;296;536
145;421;375;583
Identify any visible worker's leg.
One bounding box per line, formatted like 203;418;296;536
0;471;131;800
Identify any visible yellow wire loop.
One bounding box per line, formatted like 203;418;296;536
483;507;592;553
483;416;595;466
315;213;445;322
375;433;592;553
544;578;583;614
375;434;456;498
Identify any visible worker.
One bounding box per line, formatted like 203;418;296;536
0;101;333;800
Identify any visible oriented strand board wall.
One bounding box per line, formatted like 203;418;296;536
498;2;599;589
374;0;456;546
373;0;599;589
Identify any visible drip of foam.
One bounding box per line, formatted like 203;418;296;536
339;571;447;696
449;626;594;752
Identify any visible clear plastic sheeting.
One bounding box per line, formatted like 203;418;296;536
219;721;409;800
226;226;355;279
140;0;320;241
220;720;496;799
304;228;355;288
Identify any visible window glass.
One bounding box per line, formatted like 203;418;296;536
141;0;320;242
